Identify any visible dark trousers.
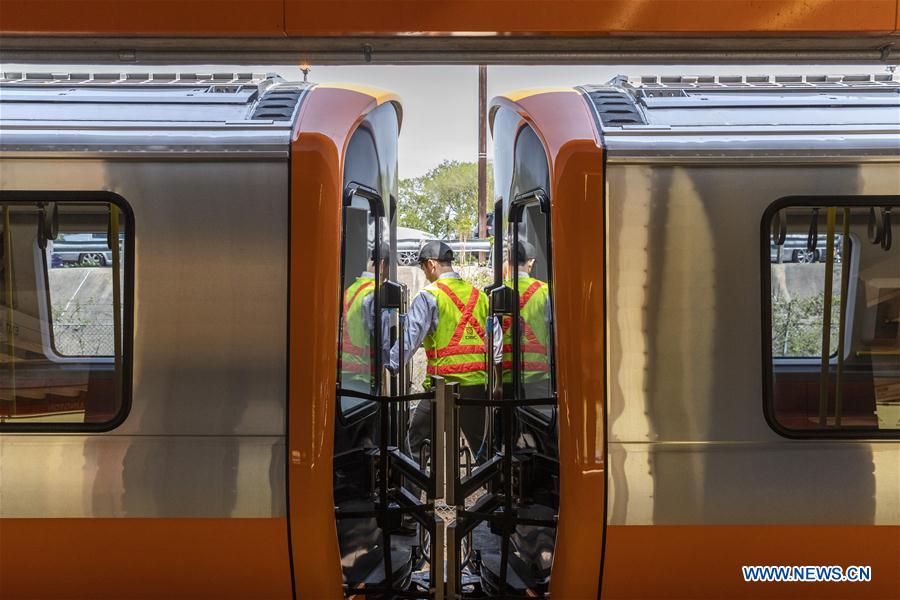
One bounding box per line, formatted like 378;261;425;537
407;384;489;467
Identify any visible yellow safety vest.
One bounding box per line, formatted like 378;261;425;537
502;276;551;383
422;277;489;388
339;276;375;387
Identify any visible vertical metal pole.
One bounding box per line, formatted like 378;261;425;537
446;521;459;600
498;219;521;593
372;215;394;590
478;65;487;246
433;515;446;600
834;208;852;428
818;207;836;427
477;65;488;242
2;206;15;415
433;376;446;501
444;380;459;507
109;205;122;415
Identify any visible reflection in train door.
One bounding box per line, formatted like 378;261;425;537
289;87;429;598
488;93;607;598
332;103;446;599
443;118;563;597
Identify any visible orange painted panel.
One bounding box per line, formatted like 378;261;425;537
492;89;606;599
0;0;284;35
284;0;897;35
288;85;398;599
602;525;900;599
0;0;896;35
0;518;292;599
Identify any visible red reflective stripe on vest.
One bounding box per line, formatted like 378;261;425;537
519;280;543;308
502;343;546;354
426;344;485;359
501;280;548;353
433;281;487;342
427;361;485;375
501;360;550;372
340;361;372;373
341;339;369;357
501;320;548;355
343;281;374;314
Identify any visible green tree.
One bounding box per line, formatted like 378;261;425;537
399;160;492;240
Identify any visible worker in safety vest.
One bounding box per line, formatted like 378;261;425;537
389;240;502;464
340;242;390;393
503;240;552;401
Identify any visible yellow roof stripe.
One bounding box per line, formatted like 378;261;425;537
316;83;400;106
503;87;578;102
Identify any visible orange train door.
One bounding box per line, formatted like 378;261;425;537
445;91;605;598
287;84;411;598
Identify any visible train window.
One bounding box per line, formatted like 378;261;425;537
764;199;899;438
770;232;853;360
0;194;131;429
44;231;125;357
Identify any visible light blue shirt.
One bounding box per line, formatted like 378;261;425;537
389;271;503;371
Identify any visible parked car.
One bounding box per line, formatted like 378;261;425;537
470;212;495;239
771;233;843;263
49;233;123;268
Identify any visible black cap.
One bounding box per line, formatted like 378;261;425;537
510;240;536;263
417;240;454;263
370;241;390;262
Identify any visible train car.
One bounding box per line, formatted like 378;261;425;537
0;72;404;599
1;69;899;600
488;72;900;599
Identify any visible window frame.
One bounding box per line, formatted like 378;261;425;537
761;195;899;440
0;190;134;433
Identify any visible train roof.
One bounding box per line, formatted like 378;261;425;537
569;73;900;160
0;72;318;156
0;71;310;125
580;73;900;130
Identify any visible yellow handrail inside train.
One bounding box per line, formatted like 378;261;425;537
818;207;836;427
110;205;122;410
2;205;15;414
834;208;852;428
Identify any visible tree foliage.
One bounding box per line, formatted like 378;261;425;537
772;294;842;357
399;160;492;240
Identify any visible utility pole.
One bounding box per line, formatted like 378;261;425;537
477;65;487;240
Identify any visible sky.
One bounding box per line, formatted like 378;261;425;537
3;62;890;178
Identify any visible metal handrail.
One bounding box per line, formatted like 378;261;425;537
109;205;123;417
818;207;836;427
834;208;852;427
2;205;15;413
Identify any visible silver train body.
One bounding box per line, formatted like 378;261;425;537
595;74;900;528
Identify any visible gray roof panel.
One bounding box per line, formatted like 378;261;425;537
0;72;311;127
581;73;900;130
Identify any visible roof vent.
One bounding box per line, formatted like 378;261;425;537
249;86;304;121
579;86;646;127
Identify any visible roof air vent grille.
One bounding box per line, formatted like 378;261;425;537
579;86;646;127
249;86;304;121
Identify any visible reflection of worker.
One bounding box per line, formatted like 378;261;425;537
340;243;390;391
503;240;552;399
390;241;501;463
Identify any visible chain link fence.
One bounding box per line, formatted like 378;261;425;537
53;322;114;356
